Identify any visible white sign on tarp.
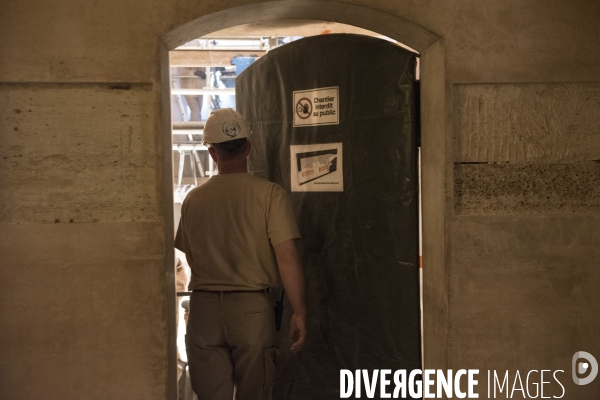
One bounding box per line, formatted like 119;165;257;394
293;86;339;127
290;143;343;192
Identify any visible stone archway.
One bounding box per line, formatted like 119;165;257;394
160;2;448;398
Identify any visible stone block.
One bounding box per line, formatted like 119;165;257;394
448;214;600;397
455;84;600;163
0;83;159;223
0;222;167;400
454;162;600;215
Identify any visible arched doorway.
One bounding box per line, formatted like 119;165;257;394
160;2;447;398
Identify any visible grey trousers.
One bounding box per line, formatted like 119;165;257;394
186;291;277;400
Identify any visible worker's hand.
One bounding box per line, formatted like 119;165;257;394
289;312;307;353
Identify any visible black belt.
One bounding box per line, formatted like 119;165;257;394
192;289;269;294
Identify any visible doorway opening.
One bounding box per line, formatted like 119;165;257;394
161;3;446;399
169;21;422;398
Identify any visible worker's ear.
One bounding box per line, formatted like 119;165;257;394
208;146;218;163
245;140;252;156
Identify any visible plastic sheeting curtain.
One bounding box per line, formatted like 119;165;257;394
236;34;420;400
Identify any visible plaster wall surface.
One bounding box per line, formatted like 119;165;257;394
0;0;599;399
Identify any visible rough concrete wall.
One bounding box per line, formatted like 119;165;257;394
1;0;599;399
0;1;172;397
353;0;600;83
0;83;158;223
2;0;599;84
455;162;600;214
455;84;600;164
0;0;170;82
0;222;166;399
449;214;600;397
0;81;166;400
451;83;600;398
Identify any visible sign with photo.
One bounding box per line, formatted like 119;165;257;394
290;143;343;192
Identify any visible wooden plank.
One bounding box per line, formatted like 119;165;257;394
171;88;235;95
169;50;265;67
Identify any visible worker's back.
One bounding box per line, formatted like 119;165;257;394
176;172;299;291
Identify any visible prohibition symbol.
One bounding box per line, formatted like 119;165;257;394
296;98;312;119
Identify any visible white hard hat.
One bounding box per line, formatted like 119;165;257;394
203;108;252;144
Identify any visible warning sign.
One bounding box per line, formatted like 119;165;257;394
293;87;339;127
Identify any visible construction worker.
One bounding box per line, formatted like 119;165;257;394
175;108;307;400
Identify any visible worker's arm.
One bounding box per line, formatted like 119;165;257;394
274;239;307;353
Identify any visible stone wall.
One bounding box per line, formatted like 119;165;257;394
0;0;599;398
0;83;158;223
450;82;600;397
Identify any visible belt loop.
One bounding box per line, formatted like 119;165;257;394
219;291;223;303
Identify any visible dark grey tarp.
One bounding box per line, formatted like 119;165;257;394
236;33;420;400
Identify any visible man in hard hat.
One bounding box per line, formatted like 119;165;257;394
175;108;307;400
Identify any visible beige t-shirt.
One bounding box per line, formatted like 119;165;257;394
175;172;300;291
